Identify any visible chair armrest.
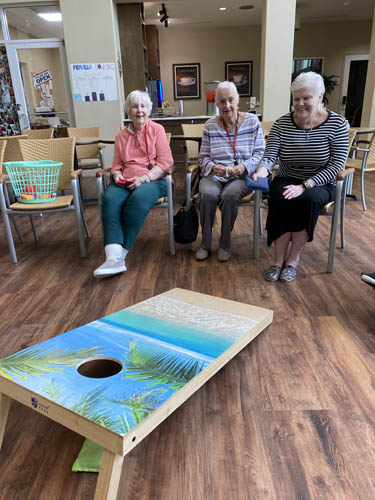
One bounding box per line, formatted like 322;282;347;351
337;168;355;181
187;163;200;174
351;145;370;152
71;169;83;179
164;166;176;176
96;168;112;178
356;140;370;145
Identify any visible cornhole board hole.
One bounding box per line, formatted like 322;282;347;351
0;288;273;499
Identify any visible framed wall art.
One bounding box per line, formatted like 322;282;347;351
225;61;252;97
173;63;201;99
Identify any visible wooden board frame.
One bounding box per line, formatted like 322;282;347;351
0;288;273;499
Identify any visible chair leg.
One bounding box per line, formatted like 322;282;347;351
0;206;18;264
340;176;349;248
81;208;90;240
327;180;343;273
186;172;192;209
253;190;262;259
29;215;38;241
348;171;353;195
166;176;175;256
78;181;90;240
10;215;24;243
97;176;105;237
72;178;87;258
360;167;366;211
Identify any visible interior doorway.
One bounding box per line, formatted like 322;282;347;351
341;54;369;127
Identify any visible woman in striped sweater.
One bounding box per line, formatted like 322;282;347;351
196;81;265;262
253;72;348;282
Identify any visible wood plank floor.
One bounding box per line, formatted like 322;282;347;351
0;172;374;500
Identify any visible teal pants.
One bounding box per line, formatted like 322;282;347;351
102;180;167;250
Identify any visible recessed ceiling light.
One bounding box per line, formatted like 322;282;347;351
239;5;254;10
37;13;62;22
219;7;227;11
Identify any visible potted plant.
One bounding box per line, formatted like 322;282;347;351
322;74;338;105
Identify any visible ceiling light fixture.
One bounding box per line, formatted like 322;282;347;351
238;5;254;10
37;12;62;22
159;3;169;28
219;7;227;11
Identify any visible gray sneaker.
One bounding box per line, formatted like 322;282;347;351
93;258;126;278
279;265;297;282
217;248;231;262
264;265;282;281
195;247;210;261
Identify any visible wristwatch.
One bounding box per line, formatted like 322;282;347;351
303;179;314;189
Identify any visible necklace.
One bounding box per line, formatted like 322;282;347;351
304;126;313;140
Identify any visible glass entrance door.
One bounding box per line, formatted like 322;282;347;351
6;41;74;131
0;5;74;133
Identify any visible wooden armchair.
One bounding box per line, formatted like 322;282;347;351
346;130;375;211
0;135;28;162
21;128;54;139
0;138;89;263
181;123;205;170
67;126;104;170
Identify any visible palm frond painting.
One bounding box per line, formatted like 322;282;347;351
122;340;205;390
0;346;103;381
104;389;161;427
42;380;121;432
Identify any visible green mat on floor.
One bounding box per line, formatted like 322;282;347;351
72;439;103;472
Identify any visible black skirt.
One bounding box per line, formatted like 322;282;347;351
266;176;336;247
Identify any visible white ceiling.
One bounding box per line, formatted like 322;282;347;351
4;5;64;39
143;0;374;28
2;0;374;40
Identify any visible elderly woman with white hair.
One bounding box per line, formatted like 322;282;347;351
196;81;265;262
252;71;349;282
94;90;173;278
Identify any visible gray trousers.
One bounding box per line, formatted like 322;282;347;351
199;176;250;250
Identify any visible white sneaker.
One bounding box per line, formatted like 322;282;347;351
93;258;126;278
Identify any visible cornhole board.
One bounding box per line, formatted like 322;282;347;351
0;288;273;499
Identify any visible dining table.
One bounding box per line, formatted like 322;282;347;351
170;135;202;146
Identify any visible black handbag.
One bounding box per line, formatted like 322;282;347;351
173;204;199;244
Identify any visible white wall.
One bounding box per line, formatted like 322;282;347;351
294;21;372;112
158;20;372;116
158;25;262;116
59;0;124;166
60;0;123;135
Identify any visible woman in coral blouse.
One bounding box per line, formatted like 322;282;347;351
94;90;173;278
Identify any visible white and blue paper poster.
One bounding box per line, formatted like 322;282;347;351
71;63;118;103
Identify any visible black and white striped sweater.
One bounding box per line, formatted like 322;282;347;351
260;110;349;186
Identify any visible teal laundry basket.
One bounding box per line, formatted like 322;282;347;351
4;160;63;204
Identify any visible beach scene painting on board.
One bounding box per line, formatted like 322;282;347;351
0;289;272;436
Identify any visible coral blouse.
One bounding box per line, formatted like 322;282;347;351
111;120;173;179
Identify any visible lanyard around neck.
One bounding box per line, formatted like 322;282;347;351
130;122;151;164
223;116;239;156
